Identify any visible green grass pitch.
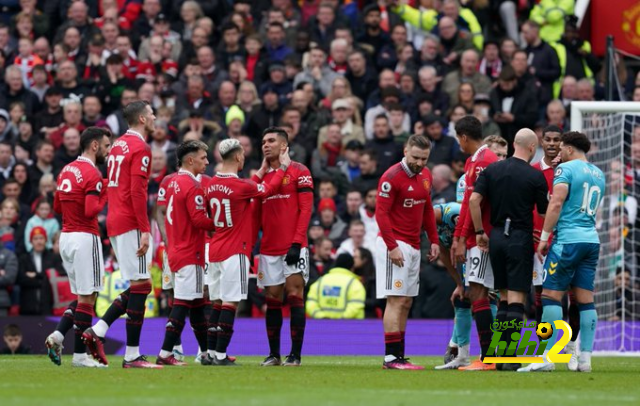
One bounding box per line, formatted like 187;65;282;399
1;356;639;406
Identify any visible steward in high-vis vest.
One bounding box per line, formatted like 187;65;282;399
550;16;600;98
96;269;158;318
392;2;483;50
529;0;574;44
306;254;366;319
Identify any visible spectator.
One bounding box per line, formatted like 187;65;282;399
0;66;39;116
176;1;204;42
356;5;392;67
317;98;365;148
522;20;561;109
529;0;575;44
559;75;577;108
53;127;81;174
294;46;339;99
306;253;365;319
478;40;502;82
1;324;30;354
340;189;362;224
175;74;211;122
29;65;49;102
336;219;368;256
489;65;538;155
545;99;569;130
81;95;107;128
388;103;411;146
280;108;308;164
511;49;538;95
457;82;475;112
365;114;402;173
339;140;363;183
421;114;459;168
354;247;382;318
431;164;457;204
265;22;293;62
576;78;595;102
473;94;501;137
0;141;14;188
26;140;54;193
244;34;269;88
49;100;85;149
364;86;410;140
150;120;177;160
56;60;92;103
352;150;379;196
308;234;334;286
106;87;137;136
132;0;163;45
246;85;281;140
17;226;59;315
442;49;491;106
217;22;245;70
309;3;337;46
7;168;33;212
236;80;262;117
311;122;345;180
554;16;600;86
345;49;377;104
54;1;101;49
317;197;348;247
260;62;293;108
436;16;475;69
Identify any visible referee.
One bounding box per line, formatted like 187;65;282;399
469;128;549;371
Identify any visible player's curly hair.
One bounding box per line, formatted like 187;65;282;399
561;131;591;154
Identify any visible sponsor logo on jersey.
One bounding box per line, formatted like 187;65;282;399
403;198;427;208
298;176;313;186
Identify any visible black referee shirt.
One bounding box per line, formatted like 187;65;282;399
474;157;549;231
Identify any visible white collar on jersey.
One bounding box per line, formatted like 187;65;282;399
539;157;553;171
178;169;199;181
471;144;488;162
76;156;96;167
125;129;145;141
400;158;419;178
215;172;239;178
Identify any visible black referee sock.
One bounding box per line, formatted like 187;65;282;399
504;303;525;355
161;303;189;353
207;303;222;352
102;288;130;326
56;300;77;335
288;295;305;358
265;297;283;357
216;305;236;355
494;301;508;356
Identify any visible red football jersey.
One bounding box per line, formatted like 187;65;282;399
55;157;105;235
455;144;498;249
376;160;439;250
258;162;314;256
532;159;554;249
156;172;177;208
164;170;214;271
205;169;286;262
106;130;152;237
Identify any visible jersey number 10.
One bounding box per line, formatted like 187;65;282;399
580;183;601;217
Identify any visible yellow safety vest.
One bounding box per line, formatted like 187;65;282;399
96;269;159;318
550;41;594;99
530;0;575;44
306;268;366;319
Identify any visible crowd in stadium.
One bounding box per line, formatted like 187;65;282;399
0;0;637;321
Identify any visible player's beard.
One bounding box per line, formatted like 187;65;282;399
408;162;424;174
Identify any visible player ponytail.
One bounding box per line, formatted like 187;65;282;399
80;127;112;152
561;131;591;154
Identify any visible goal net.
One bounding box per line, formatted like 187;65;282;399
571;101;640;355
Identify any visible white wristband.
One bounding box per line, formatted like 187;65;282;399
540;231;551;243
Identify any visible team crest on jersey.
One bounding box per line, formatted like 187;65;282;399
258;271;264;281
532;270;538;281
282;175;290;185
423;179;430;191
394;280;403;289
163;275;170;284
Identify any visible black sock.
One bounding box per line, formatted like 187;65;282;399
189;299;208;353
103;288;130;326
265;297;283;357
505;303;525;353
472;298;494;361
125;284;149;347
384;332;402;359
288;295;305;357
535;290;543;325
74;303;93;354
56;300;77;335
494;300;509;356
207;303;221;352
161;303;188;353
568;296;581;341
216;304;236;354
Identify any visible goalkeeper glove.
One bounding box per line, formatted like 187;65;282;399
285;243;301;266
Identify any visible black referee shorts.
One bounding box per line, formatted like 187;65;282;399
489;228;534;292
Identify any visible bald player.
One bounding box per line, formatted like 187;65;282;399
469;128;549;371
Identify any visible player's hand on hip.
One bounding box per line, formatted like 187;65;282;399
137;232;150;257
450;284;464;306
428;243;440;262
279;147;291;168
476;233;489;252
454;239;466;266
389;247;404;268
285;243;302;266
536;241;548;263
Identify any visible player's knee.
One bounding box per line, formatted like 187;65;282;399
130;280;152;295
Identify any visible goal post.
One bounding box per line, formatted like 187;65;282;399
570;101;640;355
